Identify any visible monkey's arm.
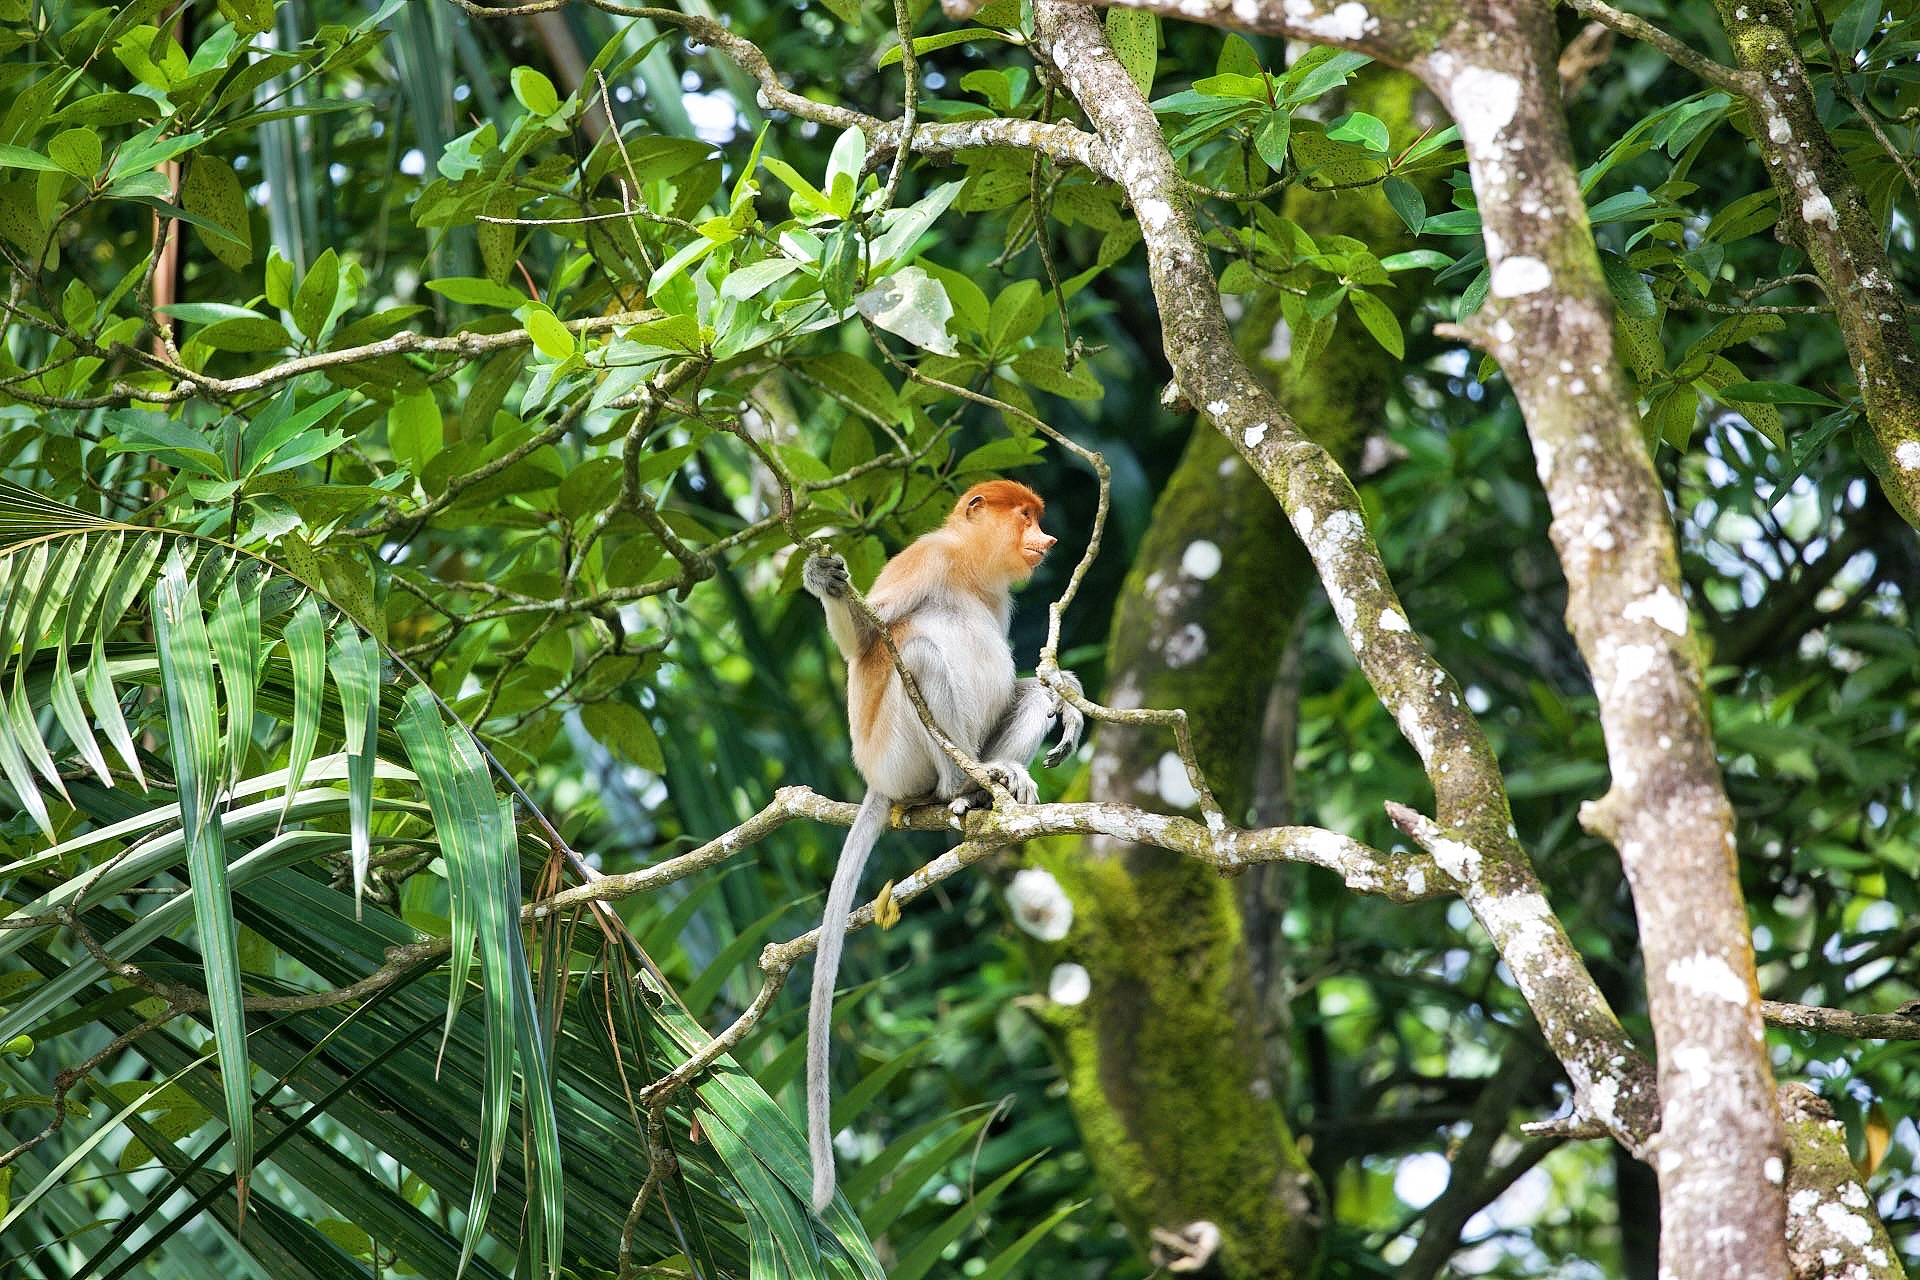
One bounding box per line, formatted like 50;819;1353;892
802;550;877;661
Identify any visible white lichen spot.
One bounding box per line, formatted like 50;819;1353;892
1404;867;1425;897
1164;623;1209;668
1894;440;1920;471
1814;1201;1875;1247
1379;608;1410;633
1138;198;1173;232
1492;317;1516;344
1491;256;1552;298
1589;1076;1620;1127
1205;399;1229;418
1767;115;1792;144
1764;1156;1784;1184
1181;539;1223;580
1048;962;1091;1006
1244;422;1268;448
1296;0;1379;40
1669;1043;1716;1090
1614;643;1658;688
1801;188;1838;230
1157;751;1200;810
1008;868;1073;941
1841;1182;1869;1209
1789;1188;1821;1216
1667;951;1751;1006
1429;835;1482;881
1624;585;1689;636
1448;65;1522;155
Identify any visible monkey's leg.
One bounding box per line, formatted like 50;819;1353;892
944;679;1054;812
980;678;1060;767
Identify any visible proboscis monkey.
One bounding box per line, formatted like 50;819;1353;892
800;479;1082;1209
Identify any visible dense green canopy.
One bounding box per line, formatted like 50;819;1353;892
1;1;1917;1277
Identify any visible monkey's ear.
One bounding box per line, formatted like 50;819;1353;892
966;494;985;517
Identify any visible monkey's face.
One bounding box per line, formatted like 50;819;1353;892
1018;511;1056;571
957;482;1054;581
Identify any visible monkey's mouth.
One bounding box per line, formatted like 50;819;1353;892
1023;546;1049;567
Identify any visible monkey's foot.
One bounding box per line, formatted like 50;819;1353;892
985;760;1040;805
802;550;851;599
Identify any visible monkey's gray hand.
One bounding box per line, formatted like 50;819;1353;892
1044;671;1085;769
802;549;851;600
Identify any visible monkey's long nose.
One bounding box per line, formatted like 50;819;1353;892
1036;534;1057;553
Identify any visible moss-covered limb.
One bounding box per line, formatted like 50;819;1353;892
1709;0;1920;527
1032;0;1660;1154
1041;423;1324;1279
1777;1084;1903;1280
1414;4;1787;1274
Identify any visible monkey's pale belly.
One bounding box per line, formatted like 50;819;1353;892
853;621;1015;799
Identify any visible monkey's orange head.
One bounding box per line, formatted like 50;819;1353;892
949;479;1054;581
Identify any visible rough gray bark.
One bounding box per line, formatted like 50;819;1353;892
1032;2;1788;1276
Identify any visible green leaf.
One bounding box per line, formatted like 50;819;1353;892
720;256;803;301
152;549;254;1214
425;276;528;309
387;389;442;475
1599;251;1658;320
207;567;263;788
854;1114;990;1236
46;127;101;178
1717;381;1843;408
510;66;560;117
1382;176;1425;233
876;27;1015;67
292;247;339;342
525;306;575;360
191;315;291;353
579;700;663;771
279;594;325;828
327;630;380;908
1326;110;1388;152
1351;289;1413;360
1836;0;1880;53
763;155;833;219
0;144;63;173
972;1200;1087;1280
181;155;252;270
1254;111;1291;173
1380;249;1451;271
1278;48;1371;104
1106;8;1159;97
888;1156;1041;1280
825;127;868;220
1217;33;1262;77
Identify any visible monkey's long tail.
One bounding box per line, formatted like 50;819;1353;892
808;787;891;1211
